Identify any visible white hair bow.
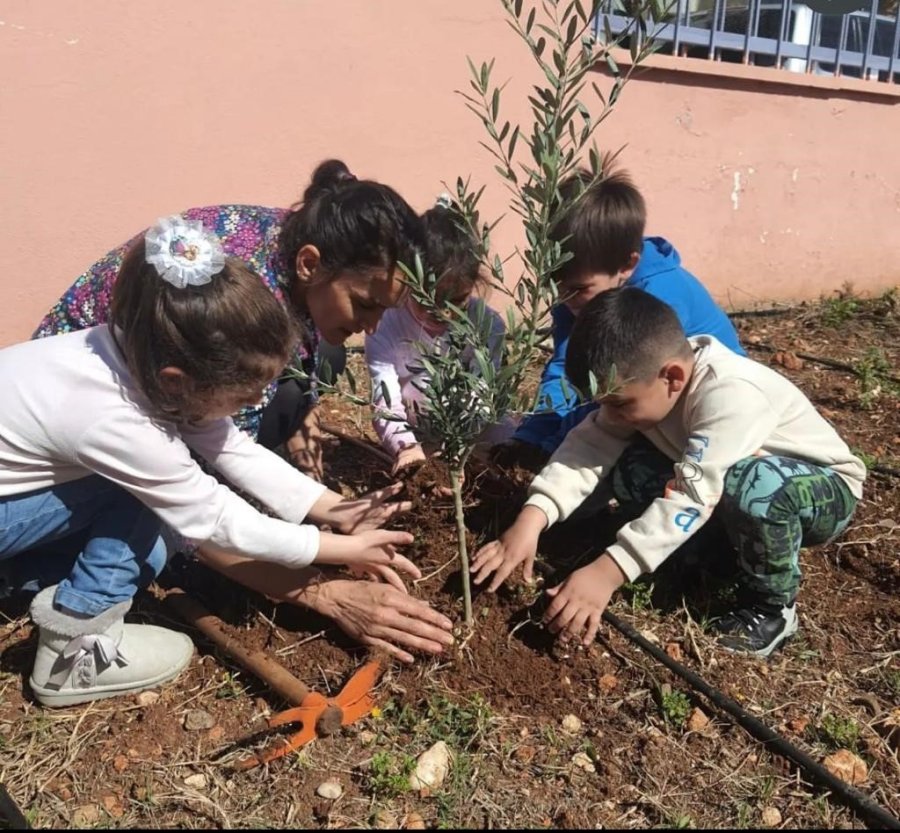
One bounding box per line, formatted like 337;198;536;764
145;215;225;289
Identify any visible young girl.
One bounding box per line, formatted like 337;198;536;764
365;197;511;475
34;159;425;478
0;217;417;707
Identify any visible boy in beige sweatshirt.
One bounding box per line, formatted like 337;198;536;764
472;287;865;657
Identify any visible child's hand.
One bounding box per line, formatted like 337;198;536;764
393;444;427;475
470;505;547;591
542;554;627;647
328;482;413;534
316;529;416;573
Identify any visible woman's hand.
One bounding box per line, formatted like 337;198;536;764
306;579;455;663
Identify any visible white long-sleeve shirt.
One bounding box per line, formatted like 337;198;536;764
525;335;866;582
0;326;327;567
365;298;505;456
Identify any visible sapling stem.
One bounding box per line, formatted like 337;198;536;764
451;453;474;625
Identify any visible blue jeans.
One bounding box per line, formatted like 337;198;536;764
0;475;167;616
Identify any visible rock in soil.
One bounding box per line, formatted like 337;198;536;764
571;751;596;773
823;749;868;785
183;709;216;731
135;690;159;707
761;806;783;826
316;780;343;800
409;741;451;791
184;773;207;790
561;713;583;734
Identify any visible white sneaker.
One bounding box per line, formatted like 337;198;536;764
28;586;194;707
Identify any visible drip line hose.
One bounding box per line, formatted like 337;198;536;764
0;782;29;829
602;611;900;830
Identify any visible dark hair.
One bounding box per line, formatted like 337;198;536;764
565;287;691;393
550;167;646;283
278;159;425;285
110;239;298;420
420;201;486;305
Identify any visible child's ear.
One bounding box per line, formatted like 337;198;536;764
158;367;189;397
662;360;689;393
618;251;641;280
295;245;322;282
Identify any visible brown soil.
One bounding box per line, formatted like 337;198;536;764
0;290;898;829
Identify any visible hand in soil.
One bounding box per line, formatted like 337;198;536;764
470;505;546;591
316;529;417;575
310;578;455;663
392;444;427;476
325;481;413;533
347;560;420;592
543;554;627;647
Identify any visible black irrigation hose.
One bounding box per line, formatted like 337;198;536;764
601;610;900;831
0;783;29;829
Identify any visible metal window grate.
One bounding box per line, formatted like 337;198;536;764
596;0;900;84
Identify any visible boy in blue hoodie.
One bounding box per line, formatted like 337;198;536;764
499;168;744;464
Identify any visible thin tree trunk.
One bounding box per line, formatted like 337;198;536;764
451;464;473;625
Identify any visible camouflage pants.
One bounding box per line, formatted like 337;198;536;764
609;440;858;607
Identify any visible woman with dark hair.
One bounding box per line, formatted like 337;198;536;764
33;161;454;664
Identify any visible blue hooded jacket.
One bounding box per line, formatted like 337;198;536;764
513;236;745;453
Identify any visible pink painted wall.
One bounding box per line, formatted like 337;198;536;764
1;1;898;347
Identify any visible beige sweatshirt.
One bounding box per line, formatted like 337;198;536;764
525;336;866;582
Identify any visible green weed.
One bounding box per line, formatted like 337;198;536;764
622;579;654;612
660;690;692;728
215;671;246;700
820;284;860;327
367;750;416;798
815;713;860;751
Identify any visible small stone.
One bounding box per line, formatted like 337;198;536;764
113;754;129;773
598;674;619;693
823;749;867;785
208;725;226;742
373;808;397;829
561;714;583;734
665;642;683;661
135;691;159;707
761;806;782;827
73;804;101;826
404;811;427;829
514;745;537;764
316;781;343;800
571;751;596;773
409;741;451;791
687;707;711;733
184;773;208;790
787;716;810;734
101;794;124;819
358;729;377;746
183;710;216;731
